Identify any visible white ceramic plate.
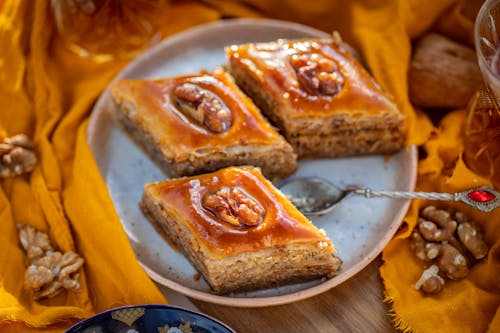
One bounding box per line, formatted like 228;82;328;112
87;19;417;307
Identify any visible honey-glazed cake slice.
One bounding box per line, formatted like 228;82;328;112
110;68;297;181
140;166;341;294
226;34;405;158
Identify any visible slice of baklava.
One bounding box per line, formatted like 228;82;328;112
140;166;342;294
111;68;297;181
226;35;405;158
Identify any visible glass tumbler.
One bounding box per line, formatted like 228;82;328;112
51;0;166;62
464;0;500;189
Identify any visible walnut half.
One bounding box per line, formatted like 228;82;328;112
290;53;344;96
173;82;232;133
411;206;488;294
18;224;84;300
18;224;54;261
202;187;265;227
0;134;37;178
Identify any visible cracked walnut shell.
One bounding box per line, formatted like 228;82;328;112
0;134;37;178
18;223;53;261
411;206;488;294
18;224;84;300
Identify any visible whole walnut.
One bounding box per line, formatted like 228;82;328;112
408;33;481;109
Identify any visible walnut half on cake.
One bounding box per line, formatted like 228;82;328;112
139;166;341;294
110;68;297;181
226;35;405;158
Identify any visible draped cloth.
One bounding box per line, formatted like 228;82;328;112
0;0;497;332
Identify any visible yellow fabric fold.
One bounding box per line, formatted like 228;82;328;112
1;0;499;332
378;0;500;331
1;1;224;330
381;110;500;333
0;0;165;330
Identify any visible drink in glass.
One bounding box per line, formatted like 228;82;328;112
464;0;500;189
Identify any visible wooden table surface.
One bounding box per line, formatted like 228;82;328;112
191;256;398;333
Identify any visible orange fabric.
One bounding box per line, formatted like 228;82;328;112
378;1;500;331
382;110;500;333
1;0;498;332
0;0;220;331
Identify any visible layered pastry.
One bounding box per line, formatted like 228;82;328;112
226;34;405;158
110;68;297;181
140;166;342;294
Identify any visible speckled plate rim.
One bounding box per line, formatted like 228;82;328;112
140;147;416;308
87;18;417;307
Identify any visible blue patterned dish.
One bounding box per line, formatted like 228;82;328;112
65;304;235;333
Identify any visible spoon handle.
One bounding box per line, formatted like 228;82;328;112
351;186;500;212
353;188;457;200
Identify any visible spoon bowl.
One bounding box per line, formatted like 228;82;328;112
278;178;349;216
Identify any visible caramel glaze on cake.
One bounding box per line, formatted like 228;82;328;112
111;68;297;181
140;166;341;294
226;37;405;158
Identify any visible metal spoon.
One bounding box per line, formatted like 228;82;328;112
278;177;500;216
